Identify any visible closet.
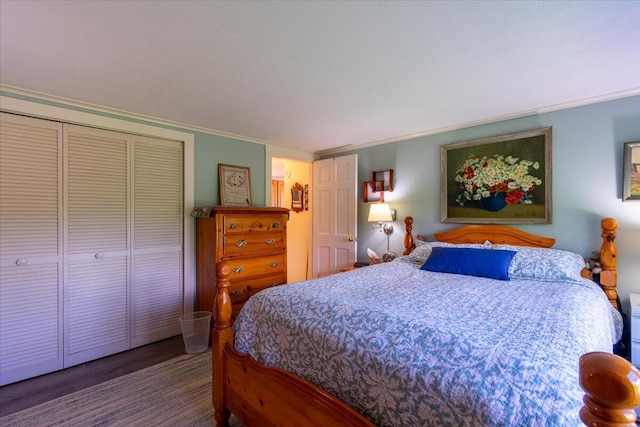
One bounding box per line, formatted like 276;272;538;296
0;113;184;385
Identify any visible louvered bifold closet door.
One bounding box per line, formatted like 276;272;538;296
0;113;63;386
131;135;183;347
64;125;129;367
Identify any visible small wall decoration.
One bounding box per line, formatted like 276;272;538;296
219;164;252;206
440;127;552;224
372;169;394;192
291;182;304;212
304;184;309;211
623;141;640;201
364;180;384;203
191;206;213;217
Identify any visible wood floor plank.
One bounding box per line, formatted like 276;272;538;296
0;335;185;417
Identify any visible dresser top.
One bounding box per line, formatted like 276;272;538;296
193;206;290;217
212;206;290;215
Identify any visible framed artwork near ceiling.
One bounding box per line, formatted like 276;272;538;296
372;169;394;192
219;163;252;206
363;180;384;203
623;141;640;201
440;127;552;224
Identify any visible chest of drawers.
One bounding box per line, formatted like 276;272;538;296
196;206;289;321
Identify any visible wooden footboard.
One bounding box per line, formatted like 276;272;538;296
212;218;640;426
212;262;374;427
579;352;640;426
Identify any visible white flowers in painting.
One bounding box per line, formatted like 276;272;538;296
455;154;542;206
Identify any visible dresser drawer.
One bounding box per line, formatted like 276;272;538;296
222;215;246;234
246;215;286;233
228;273;286;304
226;254;286;280
222;233;285;257
222;215;286;234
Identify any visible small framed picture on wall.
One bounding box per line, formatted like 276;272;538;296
219;163;252;206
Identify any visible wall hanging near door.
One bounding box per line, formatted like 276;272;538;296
219;163;252;206
372;169;394;192
291;182;304;212
363;180;384;203
364;169;393;203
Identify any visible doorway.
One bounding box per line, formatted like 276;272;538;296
271;157;311;282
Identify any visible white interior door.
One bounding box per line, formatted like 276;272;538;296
0;113;63;386
131;134;183;346
64;125;130;366
312;155;357;278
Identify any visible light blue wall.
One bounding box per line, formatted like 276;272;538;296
4;91;638;309
0;91;267;207
337;95;640;309
193;131;265;206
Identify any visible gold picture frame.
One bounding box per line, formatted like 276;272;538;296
291;182;304;212
441;127;552;224
218;164;252;206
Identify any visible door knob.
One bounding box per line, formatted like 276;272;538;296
347;236;354;242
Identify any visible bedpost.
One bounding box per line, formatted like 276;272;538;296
212;261;232;427
579;352;640;425
403;216;414;255
599;218;619;309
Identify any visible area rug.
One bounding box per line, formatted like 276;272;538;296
0;349;242;427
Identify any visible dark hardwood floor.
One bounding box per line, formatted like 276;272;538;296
0;335;186;417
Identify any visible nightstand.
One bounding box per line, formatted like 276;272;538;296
631;293;640;367
339;262;369;272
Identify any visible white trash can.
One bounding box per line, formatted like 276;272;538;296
179;311;212;354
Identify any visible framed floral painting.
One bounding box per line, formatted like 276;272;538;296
440;127;552;224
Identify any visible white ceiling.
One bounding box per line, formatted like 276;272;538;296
1;1;639;154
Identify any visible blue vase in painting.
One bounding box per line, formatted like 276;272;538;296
480;192;507;212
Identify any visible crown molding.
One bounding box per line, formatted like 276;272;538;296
317;88;640;156
0;84;275;146
3;84;638;158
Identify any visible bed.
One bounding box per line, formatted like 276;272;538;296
211;218;640;426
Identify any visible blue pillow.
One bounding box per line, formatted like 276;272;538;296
420;247;516;280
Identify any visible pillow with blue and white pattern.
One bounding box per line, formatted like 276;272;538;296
408;241;489;264
494;244;585;282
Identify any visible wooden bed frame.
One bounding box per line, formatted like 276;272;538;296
212;217;640;426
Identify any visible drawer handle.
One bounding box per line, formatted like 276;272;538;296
265;238;276;245
230;289;245;296
232;267;244;274
95;252;105;259
230;222;238;229
272;220;280;228
270;262;279;268
251;221;262;228
235;240;247;248
15;258;28;266
270;282;280;287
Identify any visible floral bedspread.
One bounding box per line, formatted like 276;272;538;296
233;259;622;427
